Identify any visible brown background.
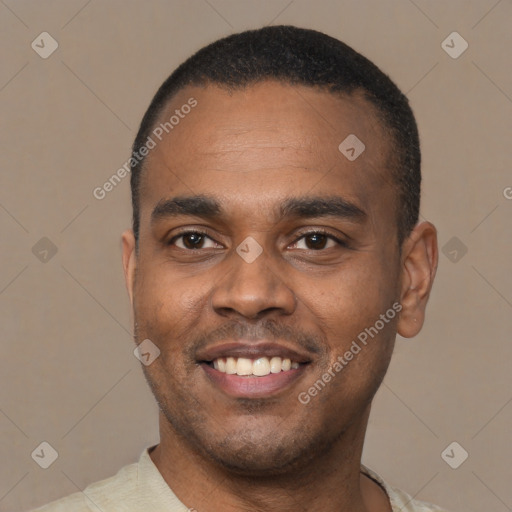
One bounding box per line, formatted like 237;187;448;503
1;1;511;511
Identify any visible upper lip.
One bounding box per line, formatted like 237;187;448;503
196;341;313;364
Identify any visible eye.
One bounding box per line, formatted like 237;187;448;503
169;231;222;250
290;232;343;251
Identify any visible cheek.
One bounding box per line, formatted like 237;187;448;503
301;269;397;408
299;255;397;335
133;269;210;395
294;254;399;401
135;258;210;310
134;261;211;344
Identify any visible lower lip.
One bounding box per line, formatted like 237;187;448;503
201;363;308;398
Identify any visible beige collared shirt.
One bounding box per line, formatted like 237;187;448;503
31;447;449;512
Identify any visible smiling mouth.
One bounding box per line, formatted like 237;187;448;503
207;356;302;377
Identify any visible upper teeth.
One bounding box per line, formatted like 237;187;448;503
212;356;300;376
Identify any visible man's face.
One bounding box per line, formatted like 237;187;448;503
127;81;404;474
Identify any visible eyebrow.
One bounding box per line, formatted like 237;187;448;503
150;195;366;224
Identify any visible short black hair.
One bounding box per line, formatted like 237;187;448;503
131;25;420;244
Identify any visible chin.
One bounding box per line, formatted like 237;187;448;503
211;436;306;475
169;410;336;477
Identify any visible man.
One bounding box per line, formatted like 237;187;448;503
33;25;446;512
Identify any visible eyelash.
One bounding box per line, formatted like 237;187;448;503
167;228;347;250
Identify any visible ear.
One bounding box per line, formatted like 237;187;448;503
121;229;137;307
397;221;438;338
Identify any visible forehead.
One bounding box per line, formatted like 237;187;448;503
139;81;394;223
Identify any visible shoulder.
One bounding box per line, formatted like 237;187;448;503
27;447;188;512
387;485;451;512
361;464;451;512
29;491;88;512
29;459;139;512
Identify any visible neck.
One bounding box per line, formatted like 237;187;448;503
150;406;391;512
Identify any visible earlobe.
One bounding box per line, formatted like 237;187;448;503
121;230;137;307
397;222;438;339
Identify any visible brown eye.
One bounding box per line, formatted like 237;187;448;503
181;233;205;249
169;231;222;250
289;231;342;251
305;233;329;249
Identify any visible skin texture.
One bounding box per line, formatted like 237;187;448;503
122;81;438;512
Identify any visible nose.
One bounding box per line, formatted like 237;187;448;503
210;245;297;320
